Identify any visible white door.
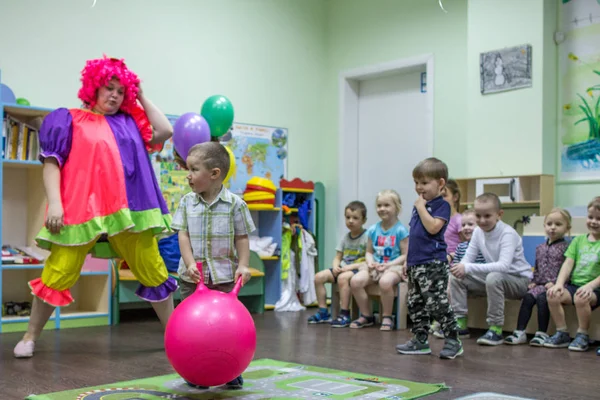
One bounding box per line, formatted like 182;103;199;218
356;70;431;227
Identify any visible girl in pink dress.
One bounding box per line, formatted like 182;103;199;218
443;179;462;258
431;178;462;338
14;56;177;358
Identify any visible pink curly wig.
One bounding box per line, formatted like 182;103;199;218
77;55;140;114
77;55;162;153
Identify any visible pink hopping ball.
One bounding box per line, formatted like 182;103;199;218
164;264;257;387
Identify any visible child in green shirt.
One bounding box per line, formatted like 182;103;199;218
544;196;600;353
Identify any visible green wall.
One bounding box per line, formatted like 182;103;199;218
0;0;328;184
322;0;469;266
466;0;547;177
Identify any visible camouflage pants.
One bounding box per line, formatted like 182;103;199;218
407;260;458;336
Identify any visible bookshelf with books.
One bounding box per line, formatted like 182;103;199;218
0;71;112;333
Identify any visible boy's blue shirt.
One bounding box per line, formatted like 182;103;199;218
407;195;450;266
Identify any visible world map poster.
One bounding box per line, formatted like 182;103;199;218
151;118;287;213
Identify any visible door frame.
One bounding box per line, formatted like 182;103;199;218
338;54;434;235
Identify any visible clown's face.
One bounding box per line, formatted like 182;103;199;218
94;77;124;115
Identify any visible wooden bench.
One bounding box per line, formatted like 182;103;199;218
330;282;408;330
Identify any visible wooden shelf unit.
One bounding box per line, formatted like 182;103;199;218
455;174;555;234
0;77;112;333
249;189;284;306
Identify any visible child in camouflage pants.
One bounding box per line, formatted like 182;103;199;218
396;157;463;360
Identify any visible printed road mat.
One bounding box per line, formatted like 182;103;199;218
26;358;447;399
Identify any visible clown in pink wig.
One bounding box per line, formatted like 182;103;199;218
13;55;176;359
78;56;141;113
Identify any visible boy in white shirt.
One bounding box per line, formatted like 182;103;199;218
449;193;532;345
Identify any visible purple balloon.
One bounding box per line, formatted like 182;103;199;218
173;112;211;157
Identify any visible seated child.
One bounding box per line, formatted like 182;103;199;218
443;179;463;258
429;180;462;338
452;209;486;266
504;208;571;346
172;142;255;390
308;201;368;327
432;208;484;339
350;190;409;331
544;197;600;353
449;193;532;346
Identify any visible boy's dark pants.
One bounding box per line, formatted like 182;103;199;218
180;278;236;300
407;260;459;336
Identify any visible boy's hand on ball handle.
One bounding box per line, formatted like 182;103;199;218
186;263;201;283
235;266;251;286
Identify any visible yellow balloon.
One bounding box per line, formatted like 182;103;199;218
223;146;236;184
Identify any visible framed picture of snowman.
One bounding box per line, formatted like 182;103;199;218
480;44;532;95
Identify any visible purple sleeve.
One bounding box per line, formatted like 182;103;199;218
432;199;451;221
444;214;462;254
38;108;73;167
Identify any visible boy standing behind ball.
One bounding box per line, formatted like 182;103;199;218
172;142;256;390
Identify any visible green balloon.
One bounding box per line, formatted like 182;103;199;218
201;95;234;137
16;98;30;106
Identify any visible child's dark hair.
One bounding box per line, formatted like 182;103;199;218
412;157;448;182
445;178;461;211
345;200;367;220
188;142;230;179
475;192;501;211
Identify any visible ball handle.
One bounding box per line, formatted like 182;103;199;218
194;261;207;293
231;276;243;296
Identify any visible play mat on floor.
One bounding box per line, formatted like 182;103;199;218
455;394;534;400
26;358;447;399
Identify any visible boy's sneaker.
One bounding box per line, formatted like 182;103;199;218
308;311;331;324
185;381;209;390
504;330;527;345
596;347;600;356
543;331;570;348
330;314;350;328
529;331;549;347
226;375;244;389
476;329;504;346
396;337;432;355
568;333;589;352
439;338;463;359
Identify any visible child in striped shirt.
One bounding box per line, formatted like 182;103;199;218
453;209;486;265
432;208;484;339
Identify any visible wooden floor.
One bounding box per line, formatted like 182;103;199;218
0;308;597;399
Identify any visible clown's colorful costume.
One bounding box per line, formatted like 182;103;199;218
30;107;178;307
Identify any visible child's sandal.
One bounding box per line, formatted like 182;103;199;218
380;315;394;331
349;314;374;329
